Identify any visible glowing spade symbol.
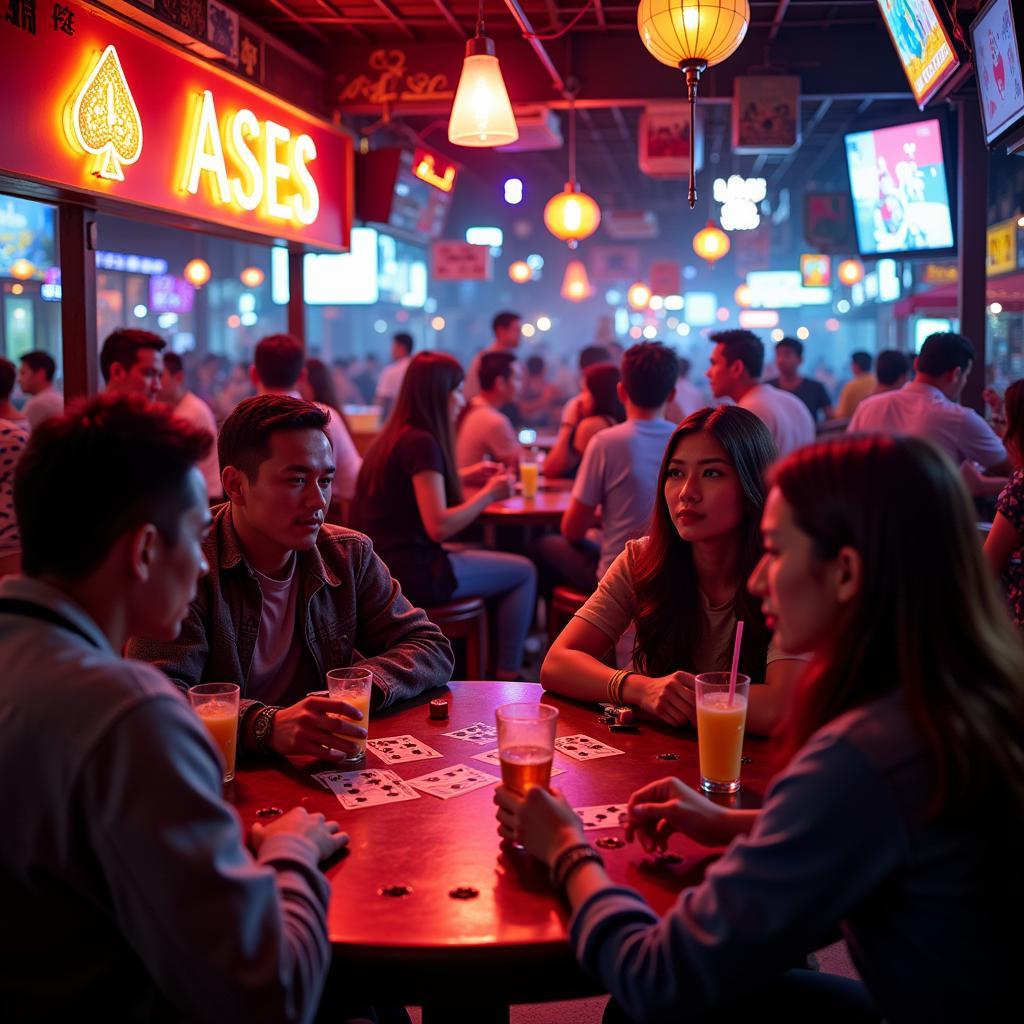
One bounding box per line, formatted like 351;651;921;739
70;46;143;181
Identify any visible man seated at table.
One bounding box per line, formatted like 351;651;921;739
128;393;453;762
455;351;521;469
100;327;165;401
0;393;347;1019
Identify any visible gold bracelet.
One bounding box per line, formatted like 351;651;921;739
606;668;626;705
616;671;632;706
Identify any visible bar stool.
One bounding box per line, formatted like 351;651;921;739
424;597;488;680
547;584;591;643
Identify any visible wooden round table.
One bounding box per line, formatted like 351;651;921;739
232;682;773;1023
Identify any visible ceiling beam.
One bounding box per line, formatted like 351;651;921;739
263;0;331;44
767;96;832;186
428;0;468;39
312;0;370;42
368;0;418;40
768;0;792;41
502;0;568;96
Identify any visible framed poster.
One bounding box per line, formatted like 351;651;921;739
732;76;800;153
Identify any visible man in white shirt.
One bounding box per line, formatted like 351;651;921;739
250;334;362;508
455;351;520;468
706;330;815;458
464;310;521;400
532;342;680;592
849;332;1011;473
374;332;414;418
160;351;222;500
17;351;63;430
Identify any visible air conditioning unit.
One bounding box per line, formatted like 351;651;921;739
498;107;563;152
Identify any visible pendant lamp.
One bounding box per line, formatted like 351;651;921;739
693;221;730;263
561;259;593;301
448;0;518;147
837;258;865;286
544;90;601;249
637;0;750;208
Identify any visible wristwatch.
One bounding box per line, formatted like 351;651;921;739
252;705;280;752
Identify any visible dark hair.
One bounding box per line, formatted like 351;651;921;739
305;357;340;413
632;406;777;681
20;350;56;381
1003;379;1024;461
710;329;764;378
492;311;521;334
15;393;211;579
218;394;329;482
776;337;804;359
876;350;909;386
526;354;546;376
358;352;464;507
679;357;692;379
773;435;1024;825
479;351;516;392
99;329;165;383
0;358;14;401
851;351;873;373
163;351;184;376
582;364;625;422
579;345;611;370
254;333;305;389
393;333;414;355
621;342;679;408
917;332;974;377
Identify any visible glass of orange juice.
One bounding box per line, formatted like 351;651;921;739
188;683;240;783
695;672;750;794
326;667;374;764
520;449;539;499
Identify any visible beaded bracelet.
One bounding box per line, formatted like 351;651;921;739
550;842;604;890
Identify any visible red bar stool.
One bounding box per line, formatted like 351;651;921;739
547;584;591;643
424;597;488;680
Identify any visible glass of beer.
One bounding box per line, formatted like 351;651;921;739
695;672;750;794
188;683;240;783
495;702;559;794
326;667;374;764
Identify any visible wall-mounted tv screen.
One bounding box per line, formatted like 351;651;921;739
875;0;961;109
844;118;955;258
971;0;1024;148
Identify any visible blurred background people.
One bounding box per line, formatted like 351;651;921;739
160;351;222;501
17;351;63;430
835;351;876;419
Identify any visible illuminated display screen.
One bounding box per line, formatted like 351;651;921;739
971;0;1024;146
0;196;56;280
303;227;379;305
875;0;959;108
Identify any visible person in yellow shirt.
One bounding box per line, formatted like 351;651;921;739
835;351;877;419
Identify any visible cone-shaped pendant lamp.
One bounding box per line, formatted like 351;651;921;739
561;259;593;301
448;0;518;148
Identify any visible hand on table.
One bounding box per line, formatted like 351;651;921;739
267;695;367;761
494;785;584;867
462;460;504;487
625;672;696;727
625;777;730;851
251;807;349;862
484;472;515;503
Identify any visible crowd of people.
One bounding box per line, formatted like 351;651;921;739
1;311;1022;1021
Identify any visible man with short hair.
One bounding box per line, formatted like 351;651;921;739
374;332;414;417
873;350;909;394
464;310;522;399
160;350;222;500
128;394;453;763
1;393;346;1018
99;328;165;401
250;333;362;506
533;342;680;592
17;350;63;429
456;351;520;468
836;351;877;419
768;336;834;421
849;332;1011;473
707;330;815;457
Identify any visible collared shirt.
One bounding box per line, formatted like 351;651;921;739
738;383;816;458
0;576;331;1020
23;385;64;430
848;381;1008;469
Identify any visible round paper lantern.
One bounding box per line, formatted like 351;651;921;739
734;283;752;307
184;258;211;287
544;186;601;249
10;258;34;280
693;221;730;263
627;282;652;310
240;266;265;288
837;258;865;286
637;0;751;69
508;260;532;284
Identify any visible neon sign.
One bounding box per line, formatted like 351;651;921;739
412;148;456;193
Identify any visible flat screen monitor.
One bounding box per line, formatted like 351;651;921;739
970;0;1024;148
0;195;56;280
875;0;961;109
844;118;955;258
303;227;379;305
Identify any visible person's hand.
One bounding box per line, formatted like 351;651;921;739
983;387;1004;415
251;806;348;862
485;472;515;502
494;785;585;867
267;695;368;760
959;460;988;496
625;672;696;727
462;461;503;487
625;777;730;851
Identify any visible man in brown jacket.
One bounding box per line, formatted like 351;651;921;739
128;394;453;762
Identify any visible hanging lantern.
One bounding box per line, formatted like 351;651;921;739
837;258;864;286
9;258;34;280
637;0;751;208
240;266;265;288
561;259;593;302
447;1;518;147
508;260;532;284
734;283;752;307
693;221;730;263
184;258;211;287
628;282;652;310
544;187;601;249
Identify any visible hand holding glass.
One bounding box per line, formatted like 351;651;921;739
326;667;374;764
495;702;559;794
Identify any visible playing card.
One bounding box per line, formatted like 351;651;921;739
471;748;565;777
406;763;500;800
442;721;498;746
574;803;629;830
365;734;443;765
554;734;625;761
312;768;420;810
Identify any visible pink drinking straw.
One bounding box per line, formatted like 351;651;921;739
728;621;744;706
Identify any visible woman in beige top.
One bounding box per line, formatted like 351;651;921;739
541;405;808;735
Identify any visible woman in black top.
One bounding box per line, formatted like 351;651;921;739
352;353;537;679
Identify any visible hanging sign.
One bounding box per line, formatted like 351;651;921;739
0;0;351;250
431;241;491;281
732;76;801;153
987;219;1018;277
638;104;703;179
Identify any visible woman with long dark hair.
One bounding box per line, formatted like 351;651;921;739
352;352;537;679
498;434;1024;1021
541;405;805;735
